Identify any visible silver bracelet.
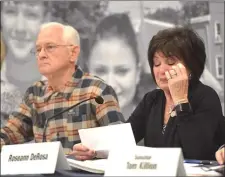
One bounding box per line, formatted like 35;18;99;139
219;144;225;150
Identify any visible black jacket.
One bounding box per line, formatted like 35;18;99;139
127;80;225;160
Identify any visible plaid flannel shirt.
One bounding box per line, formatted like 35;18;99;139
0;66;124;154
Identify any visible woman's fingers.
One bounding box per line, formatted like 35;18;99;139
216;148;225;165
165;71;171;80
165;63;189;104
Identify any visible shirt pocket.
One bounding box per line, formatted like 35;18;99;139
66;106;95;141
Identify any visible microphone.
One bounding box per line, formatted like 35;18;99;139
42;96;104;142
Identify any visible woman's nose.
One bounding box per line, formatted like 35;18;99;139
159;63;170;75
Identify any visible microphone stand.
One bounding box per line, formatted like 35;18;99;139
42;96;103;142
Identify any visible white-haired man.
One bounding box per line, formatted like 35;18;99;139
0;22;124;155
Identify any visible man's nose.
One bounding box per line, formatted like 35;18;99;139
38;47;47;59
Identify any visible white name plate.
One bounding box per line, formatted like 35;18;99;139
1;141;71;175
104;146;186;176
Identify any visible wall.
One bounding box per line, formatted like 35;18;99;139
1;1;224;126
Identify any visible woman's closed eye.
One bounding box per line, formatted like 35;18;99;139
153;60;161;67
167;58;177;65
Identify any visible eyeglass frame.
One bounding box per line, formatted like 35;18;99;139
30;43;74;56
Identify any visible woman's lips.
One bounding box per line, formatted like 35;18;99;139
159;78;168;82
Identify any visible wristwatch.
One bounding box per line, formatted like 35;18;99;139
174;102;192;116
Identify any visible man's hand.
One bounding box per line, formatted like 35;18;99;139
215;147;225;165
70;143;96;161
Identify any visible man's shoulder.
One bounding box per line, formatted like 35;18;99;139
82;72;105;81
25;80;46;95
81;72;108;88
29;80;46;88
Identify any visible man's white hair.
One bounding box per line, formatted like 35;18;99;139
40;22;80;46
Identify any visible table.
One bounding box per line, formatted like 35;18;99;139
1;164;224;177
1;169;103;177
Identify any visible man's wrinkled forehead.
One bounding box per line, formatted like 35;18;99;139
36;26;64;45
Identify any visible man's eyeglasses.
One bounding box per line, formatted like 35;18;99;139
30;44;73;56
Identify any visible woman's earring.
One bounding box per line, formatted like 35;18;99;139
188;73;192;80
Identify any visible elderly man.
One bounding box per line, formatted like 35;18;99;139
0;22;124;154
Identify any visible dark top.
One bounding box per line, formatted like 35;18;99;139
127;79;225;160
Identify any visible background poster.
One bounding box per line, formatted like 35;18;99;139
1;1;224;125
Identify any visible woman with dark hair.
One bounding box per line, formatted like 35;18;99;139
129;27;225;160
73;27;225;161
87;13;155;120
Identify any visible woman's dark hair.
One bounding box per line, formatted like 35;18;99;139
148;26;206;84
88;13;140;64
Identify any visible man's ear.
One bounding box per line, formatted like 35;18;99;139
70;46;80;63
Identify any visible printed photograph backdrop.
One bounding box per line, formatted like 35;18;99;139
1;1;224;125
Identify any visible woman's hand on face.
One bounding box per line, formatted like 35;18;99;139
70;143;96;161
165;63;189;105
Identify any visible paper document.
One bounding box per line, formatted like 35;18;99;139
66;157;106;174
78;123;136;158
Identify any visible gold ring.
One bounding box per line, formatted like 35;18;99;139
171;73;177;77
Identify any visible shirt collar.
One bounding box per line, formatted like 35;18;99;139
43;65;84;102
